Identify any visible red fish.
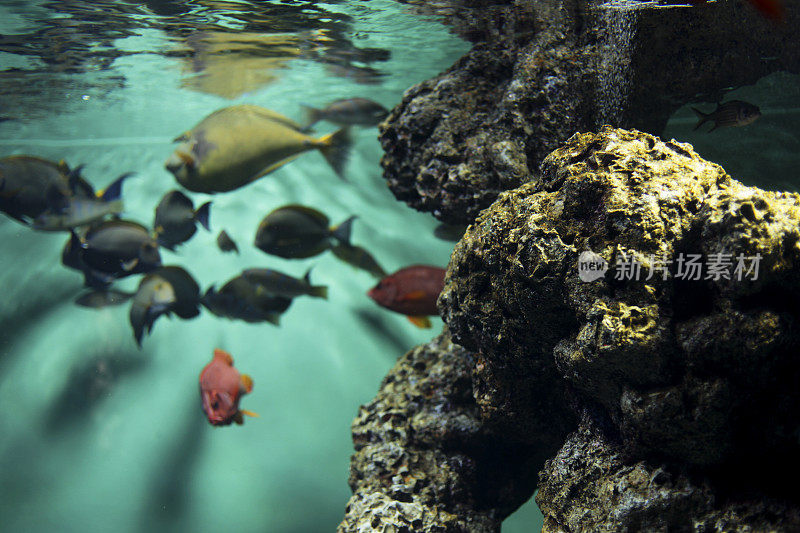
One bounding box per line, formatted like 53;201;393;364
689;0;784;22
367;265;447;328
199;348;258;426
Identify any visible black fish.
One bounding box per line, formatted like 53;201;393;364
72;220;161;285
692;100;761;132
303;98;388;129
129;266;200;346
216;229;238;254
242;268;327;299
153;190;211;250
201;275;292;325
254;204;355;259
331;243;387;279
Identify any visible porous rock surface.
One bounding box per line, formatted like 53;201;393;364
438;127;800;529
338;331;541;532
380;0;800;225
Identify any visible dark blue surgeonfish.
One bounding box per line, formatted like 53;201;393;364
201;274;292;325
153;190;211;250
33;172;134;232
63;220;162;287
330;243;387;279
129;266;201;346
254;204;355;259
241;267;327;299
0;156;95;225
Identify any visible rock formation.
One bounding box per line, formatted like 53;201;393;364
341;127;800;531
380;0;800;225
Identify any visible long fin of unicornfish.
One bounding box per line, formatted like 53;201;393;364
194;201;212;231
691;107;712;131
240;374;254;394
98;173;135;202
330;215;356;245
317;128;352;180
407;315;432;329
303;267;329;299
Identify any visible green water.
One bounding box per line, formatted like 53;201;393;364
0;1;547;531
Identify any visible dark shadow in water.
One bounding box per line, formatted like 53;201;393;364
138;406;207;530
0;0;396;115
354;308;414;358
43;348;147;434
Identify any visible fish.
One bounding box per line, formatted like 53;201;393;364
254;204;355;259
0;156;95;225
165;105;352;193
367;265;447;328
331;243;387;279
32;173;133;232
216;230;238;254
129;274;177;347
692;100;761;132
75;289;134;308
129;266;201;346
242;268;328;299
201;275;292;324
303;98;389;130
433;222;468;242
153;190;211;250
199;348;257;426
75;220;162;282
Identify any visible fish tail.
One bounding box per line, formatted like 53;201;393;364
194;201;212;231
311;285;329;299
331;215;357;245
691;107;711;131
318;128;352;180
129;304;148;347
302;105;322;132
67;164;87;194
100;172;135;202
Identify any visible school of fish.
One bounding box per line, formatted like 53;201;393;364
0;98;455;427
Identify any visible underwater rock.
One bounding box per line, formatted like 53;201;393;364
438;127;800;526
380;0;800;225
537;414;800;532
338;331;541;532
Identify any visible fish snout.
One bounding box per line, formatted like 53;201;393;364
165;153;186;176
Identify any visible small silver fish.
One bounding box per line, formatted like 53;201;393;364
75;289;134;308
692;100;761;132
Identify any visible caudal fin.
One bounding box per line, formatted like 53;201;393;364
318;128;352;180
331;215;357;245
195;201;212;231
100;172;135;202
691;107;711;131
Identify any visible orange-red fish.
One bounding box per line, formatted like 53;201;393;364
199;349;257;426
367;265;446;328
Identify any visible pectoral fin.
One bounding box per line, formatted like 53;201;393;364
121;258;139;271
407;315;431;328
239;409;259;419
398;290;426;302
240;374;254;394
